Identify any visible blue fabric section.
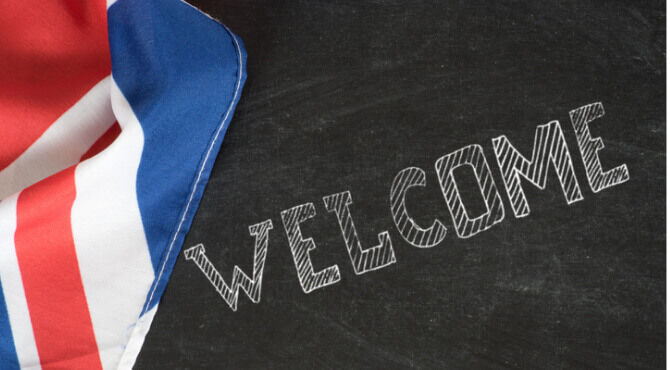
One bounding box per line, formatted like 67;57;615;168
108;0;246;312
0;280;20;369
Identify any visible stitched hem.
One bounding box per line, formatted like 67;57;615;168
116;5;245;369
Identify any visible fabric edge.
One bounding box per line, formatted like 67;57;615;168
114;5;247;369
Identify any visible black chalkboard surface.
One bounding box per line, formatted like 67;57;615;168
136;1;665;368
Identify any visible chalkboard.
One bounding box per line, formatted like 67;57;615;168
136;1;665;368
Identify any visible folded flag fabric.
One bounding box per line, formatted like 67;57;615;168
0;1;246;368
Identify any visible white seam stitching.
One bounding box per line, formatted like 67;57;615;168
142;24;243;313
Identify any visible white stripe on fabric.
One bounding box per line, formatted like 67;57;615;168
0;194;41;370
0;76;115;200
117;305;157;370
70;78;154;370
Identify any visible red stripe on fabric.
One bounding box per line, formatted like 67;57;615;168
0;1;110;171
81;122;121;161
14;166;102;370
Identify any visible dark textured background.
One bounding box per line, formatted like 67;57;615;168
136;1;665;368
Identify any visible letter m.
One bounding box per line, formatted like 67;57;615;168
183;220;273;311
491;121;583;218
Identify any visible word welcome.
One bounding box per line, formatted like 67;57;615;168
184;102;630;311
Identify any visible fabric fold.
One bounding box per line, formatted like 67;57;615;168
0;1;246;368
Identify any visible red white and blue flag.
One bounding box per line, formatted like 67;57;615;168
0;1;246;368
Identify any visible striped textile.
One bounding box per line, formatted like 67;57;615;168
0;1;246;368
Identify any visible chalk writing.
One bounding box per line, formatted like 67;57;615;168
185;102;631;311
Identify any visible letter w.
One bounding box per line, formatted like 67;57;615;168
491;121;583;218
183;220;273;311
